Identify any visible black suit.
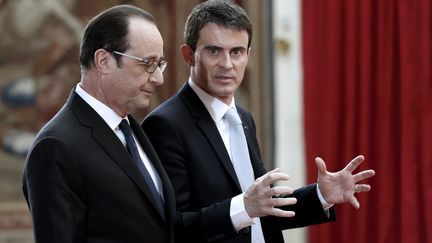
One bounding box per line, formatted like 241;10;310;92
142;83;335;243
23;89;175;243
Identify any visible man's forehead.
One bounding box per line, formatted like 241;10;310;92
199;22;248;36
197;23;248;48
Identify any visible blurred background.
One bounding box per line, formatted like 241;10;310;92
0;0;430;242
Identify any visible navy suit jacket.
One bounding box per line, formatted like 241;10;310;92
143;83;335;243
23;89;176;243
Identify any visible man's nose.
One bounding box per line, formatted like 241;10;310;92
218;53;234;69
149;69;164;86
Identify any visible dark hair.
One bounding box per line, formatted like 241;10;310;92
79;5;155;71
184;0;252;51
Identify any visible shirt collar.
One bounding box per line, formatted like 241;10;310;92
75;83;126;129
188;78;235;122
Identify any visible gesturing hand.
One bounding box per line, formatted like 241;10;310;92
316;155;375;209
244;168;297;218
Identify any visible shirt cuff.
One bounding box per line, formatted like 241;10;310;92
316;184;334;211
230;193;255;231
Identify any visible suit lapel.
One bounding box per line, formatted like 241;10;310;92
179;84;242;191
129;116;176;224
67;90;167;221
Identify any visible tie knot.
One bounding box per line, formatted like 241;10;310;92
224;108;242;125
118;119;132;137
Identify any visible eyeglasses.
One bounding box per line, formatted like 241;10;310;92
112;51;167;73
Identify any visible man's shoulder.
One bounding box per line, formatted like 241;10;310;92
33;105;84;145
148;92;184;117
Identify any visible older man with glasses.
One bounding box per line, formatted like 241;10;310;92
22;5;176;243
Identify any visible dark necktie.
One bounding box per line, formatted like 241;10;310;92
118;119;165;216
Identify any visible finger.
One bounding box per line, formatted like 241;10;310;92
355;184;371;193
353;169;375;182
267;168;281;173
259;172;290;187
314;157;327;175
344;155;365;173
349;195;360;209
271;197;297;207
269;208;296;218
255;168;280;183
269;186;294;197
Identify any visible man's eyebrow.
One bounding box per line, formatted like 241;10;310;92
141;55;165;61
231;46;247;51
203;45;223;50
203;45;247;51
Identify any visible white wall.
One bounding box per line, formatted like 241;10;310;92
273;0;306;242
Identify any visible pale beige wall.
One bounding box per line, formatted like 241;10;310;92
273;0;307;242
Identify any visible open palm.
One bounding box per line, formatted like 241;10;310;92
315;155;375;209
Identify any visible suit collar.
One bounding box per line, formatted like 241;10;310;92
66;90;172;222
75;83;122;130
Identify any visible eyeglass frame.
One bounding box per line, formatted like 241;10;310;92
112;51;167;73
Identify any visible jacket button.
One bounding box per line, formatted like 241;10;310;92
242;227;250;234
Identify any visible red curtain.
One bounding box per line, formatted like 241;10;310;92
302;0;432;243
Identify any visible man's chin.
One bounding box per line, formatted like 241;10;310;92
129;101;150;114
214;87;236;98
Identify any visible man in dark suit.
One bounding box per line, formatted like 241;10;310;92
22;5;175;243
142;1;375;243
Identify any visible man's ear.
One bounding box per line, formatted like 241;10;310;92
180;44;195;66
94;49;112;73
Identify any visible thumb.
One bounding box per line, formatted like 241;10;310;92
315;157;327;175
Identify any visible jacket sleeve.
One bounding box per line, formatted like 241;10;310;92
273;184;335;229
23;137;86;243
